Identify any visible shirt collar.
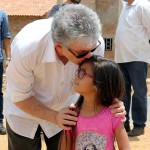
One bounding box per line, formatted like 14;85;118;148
42;32;58;63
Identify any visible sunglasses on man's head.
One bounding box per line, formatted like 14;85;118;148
68;40;101;59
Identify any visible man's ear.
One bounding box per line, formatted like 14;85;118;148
54;43;63;53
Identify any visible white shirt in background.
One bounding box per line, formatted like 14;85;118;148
115;0;150;63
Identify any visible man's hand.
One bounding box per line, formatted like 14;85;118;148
55;107;78;130
109;98;126;119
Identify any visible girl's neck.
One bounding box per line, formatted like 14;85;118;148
80;98;104;117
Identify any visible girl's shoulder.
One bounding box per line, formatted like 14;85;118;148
105;107;123;120
102;107;123;127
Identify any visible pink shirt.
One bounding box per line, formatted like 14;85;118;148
75;107;122;150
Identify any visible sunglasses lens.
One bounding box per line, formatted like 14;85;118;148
77;53;88;58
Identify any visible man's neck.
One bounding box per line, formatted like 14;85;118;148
56;51;68;65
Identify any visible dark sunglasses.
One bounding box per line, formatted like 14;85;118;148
68;40;101;59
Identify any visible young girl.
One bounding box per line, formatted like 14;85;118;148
59;55;130;150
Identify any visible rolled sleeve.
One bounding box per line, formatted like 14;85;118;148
6;42;34;103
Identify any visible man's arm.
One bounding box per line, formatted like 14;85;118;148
1;10;11;68
15;96;78;130
3;38;11;68
140;2;150;36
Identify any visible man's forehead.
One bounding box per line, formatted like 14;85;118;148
70;44;92;53
71;41;96;51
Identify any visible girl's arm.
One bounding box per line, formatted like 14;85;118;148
115;122;131;150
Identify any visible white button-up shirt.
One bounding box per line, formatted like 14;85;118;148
115;0;150;63
4;18;104;139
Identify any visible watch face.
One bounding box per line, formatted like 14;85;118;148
71;0;81;4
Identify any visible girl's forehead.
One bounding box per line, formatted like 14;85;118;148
80;62;93;73
81;61;92;68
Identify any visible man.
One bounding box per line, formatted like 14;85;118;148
122;0;127;7
0;9;11;135
5;4;125;150
115;0;150;137
48;0;81;17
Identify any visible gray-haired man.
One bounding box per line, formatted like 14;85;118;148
5;4;125;150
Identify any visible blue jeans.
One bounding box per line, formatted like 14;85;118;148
119;62;148;127
0;62;3;123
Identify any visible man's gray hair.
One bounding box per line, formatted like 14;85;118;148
51;4;102;48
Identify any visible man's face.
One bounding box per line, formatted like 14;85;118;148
70;0;81;4
63;41;100;64
55;40;100;65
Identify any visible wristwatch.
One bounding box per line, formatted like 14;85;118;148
6;57;11;61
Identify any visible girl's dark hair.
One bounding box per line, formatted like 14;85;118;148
77;55;125;107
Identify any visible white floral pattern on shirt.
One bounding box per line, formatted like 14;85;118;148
75;131;106;150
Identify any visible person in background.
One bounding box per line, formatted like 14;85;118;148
0;9;11;135
5;4;125;150
48;0;81;17
59;56;130;150
115;0;150;137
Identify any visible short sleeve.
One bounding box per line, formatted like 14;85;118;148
140;3;150;36
1;11;11;39
111;115;123;133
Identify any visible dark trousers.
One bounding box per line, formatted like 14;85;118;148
119;62;148;127
0;62;3;123
6;122;62;150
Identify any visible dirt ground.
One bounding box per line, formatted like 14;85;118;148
0;62;150;150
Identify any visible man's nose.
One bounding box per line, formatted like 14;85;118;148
85;52;92;58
